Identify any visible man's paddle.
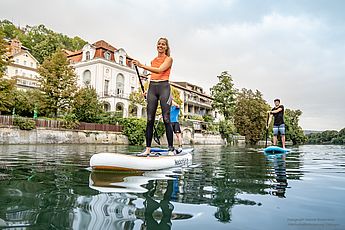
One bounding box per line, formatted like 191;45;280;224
134;65;161;145
265;112;270;148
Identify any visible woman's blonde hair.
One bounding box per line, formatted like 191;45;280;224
157;37;170;56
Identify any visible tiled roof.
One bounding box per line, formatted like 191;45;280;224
93;40;117;52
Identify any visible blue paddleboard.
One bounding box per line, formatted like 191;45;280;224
263;146;290;154
150;147;168;153
144;147;194;156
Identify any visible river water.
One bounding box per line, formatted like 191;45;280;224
0;144;344;230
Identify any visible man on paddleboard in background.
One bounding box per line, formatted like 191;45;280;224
267;99;286;148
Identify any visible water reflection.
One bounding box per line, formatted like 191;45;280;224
265;153;288;198
1;144;328;229
73;192;137;229
139;180;191;230
77;170;193;229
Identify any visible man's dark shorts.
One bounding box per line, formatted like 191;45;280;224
171;122;181;133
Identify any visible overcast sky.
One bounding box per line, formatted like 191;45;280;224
1;0;344;131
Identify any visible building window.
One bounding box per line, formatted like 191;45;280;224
104;52;111;60
104;103;111;112
119;56;123;65
104;80;109;96
24;61;27;66
86;51;90;61
131;86;135;92
116;74;124;95
30;62;33;67
15;69;18;75
115;102;124;118
83;70;91;85
16;59;19;63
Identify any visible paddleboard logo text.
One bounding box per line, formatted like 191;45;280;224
174;158;189;166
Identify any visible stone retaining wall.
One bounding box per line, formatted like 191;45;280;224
1;127;243;146
0;127;128;145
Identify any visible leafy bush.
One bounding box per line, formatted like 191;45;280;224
13;116;36;130
185;114;203;121
62;113;80;129
73;86;104;123
120;118;147;145
205;122;220;134
203;114;214;122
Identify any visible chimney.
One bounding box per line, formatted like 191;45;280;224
10;38;22;56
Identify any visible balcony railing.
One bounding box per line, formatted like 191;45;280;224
184;98;212;108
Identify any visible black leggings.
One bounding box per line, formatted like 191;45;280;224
146;81;173;148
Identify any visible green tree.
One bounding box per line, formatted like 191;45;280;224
37;50;77;117
0;79;16;114
0;31;9;78
73;86;104;123
307;129;345;145
210;71;236;120
31;33;61;63
1;20;87;63
0;20;23;39
335;128;345;144
13;89;49;117
13;90;35;117
0;31;15;114
234;89;270;145
321;130;339;143
219;119;236;142
284;109;307;144
339;128;345;138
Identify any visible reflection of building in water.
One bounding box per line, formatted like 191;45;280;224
73;193;137;230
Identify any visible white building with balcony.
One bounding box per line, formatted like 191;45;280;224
4;38;40;90
67;40;145;118
171;82;222;122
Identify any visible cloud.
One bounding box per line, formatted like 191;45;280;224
173;12;344;130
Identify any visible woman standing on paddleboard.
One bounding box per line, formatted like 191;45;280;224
133;37;175;156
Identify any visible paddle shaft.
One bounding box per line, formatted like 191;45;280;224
135;65;146;97
265;112;270;148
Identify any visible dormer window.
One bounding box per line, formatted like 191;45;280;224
119;56;123;65
86;51;90;61
104;52;111;60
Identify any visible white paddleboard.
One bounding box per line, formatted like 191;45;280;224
90;148;194;171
